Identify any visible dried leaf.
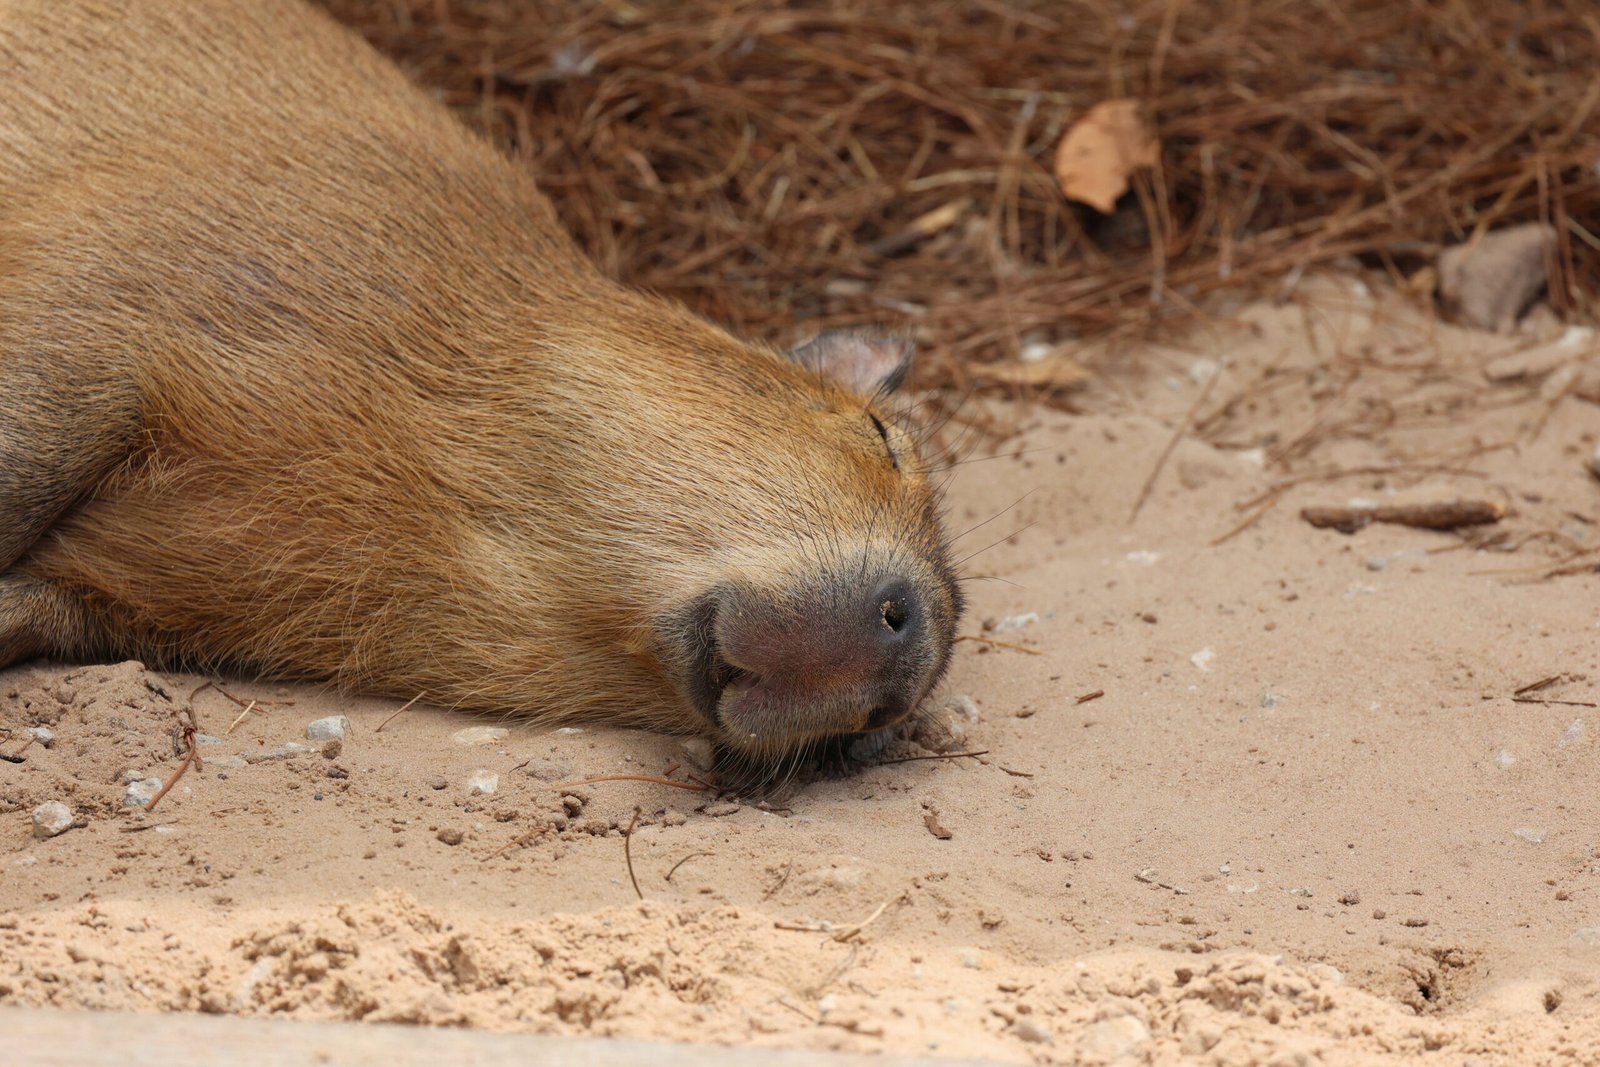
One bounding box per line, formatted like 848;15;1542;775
1053;99;1159;214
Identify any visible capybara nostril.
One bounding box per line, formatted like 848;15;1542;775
872;578;918;641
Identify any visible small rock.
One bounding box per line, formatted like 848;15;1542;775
522;758;571;782
1261;691;1280;709
816;994;838;1015
207;755;247;770
1495;750;1516;770
1338;890;1362;906
1078;1015;1150;1060
467;770;499;796
991;612;1038;635
702;801;741;818
32;801;74;840
26;726;56;748
436;828;464;846
1012;1017;1052;1045
1513;828;1546;844
676;737;715;771
451;726;508;746
554;726;584;736
1589;444;1600;482
1437;222;1557;333
321;739;342;759
431;778;448;790
943;694;980;724
1190;647;1214;672
54;684;77;706
305;716;349;742
956;947;985;969
1560;720;1585;748
123;778;162;807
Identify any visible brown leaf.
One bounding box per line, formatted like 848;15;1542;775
1053;99;1158;214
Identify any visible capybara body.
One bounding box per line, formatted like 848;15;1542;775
0;0;961;761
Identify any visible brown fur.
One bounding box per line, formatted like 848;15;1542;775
0;0;960;756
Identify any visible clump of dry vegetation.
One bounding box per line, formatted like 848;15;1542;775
320;0;1600;388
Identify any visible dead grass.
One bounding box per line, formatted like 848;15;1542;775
318;0;1600;391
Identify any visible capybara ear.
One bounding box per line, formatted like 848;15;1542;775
786;331;913;396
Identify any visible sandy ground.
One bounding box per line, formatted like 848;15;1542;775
4;276;1600;1065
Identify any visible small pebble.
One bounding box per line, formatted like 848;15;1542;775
522;758;571;782
1261;691;1280;709
957;947;984;969
1589;444;1600;482
123;778;162;807
54;684;77;705
27;726;56;748
1338;890;1362;906
305;716;349;742
1078;1015;1149;1059
1495;750;1516;770
32;801;74;840
1513;828;1546;844
431;778;448;790
943;694;980;724
451;726;509;746
436;828;464;846
1190;647;1215;672
991;612;1038;635
321;739;342;759
1012;1017;1052;1045
467;770;499;796
702;801;741;817
1560;720;1585;748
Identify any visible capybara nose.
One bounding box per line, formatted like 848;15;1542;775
696;570;945;739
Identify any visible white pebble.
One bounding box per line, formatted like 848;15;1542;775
124;778;162;807
816;994;838;1015
305;716;350;742
956;947;985;969
1495;750;1516;770
467;770;499;796
451;726;509;746
1078;1015;1150;1060
555;726;584;736
1560;720;1585;748
1513;828;1546;844
943;694;980;724
26;726;56;748
32;801;74;839
1190;647;1215;672
991;612;1038;635
1124;550;1161;565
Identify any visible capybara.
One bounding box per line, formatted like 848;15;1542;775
0;0;962;768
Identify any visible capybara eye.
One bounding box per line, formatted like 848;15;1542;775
868;412;898;470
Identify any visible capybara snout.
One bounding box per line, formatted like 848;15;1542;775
0;0;964;766
659;547;961;754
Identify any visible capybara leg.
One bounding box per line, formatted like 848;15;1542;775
0;573;101;668
0;362;140;571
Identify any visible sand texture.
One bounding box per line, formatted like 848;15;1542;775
4;280;1600;1064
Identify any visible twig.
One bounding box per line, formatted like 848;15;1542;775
188;680;293;709
483;824;552;861
143;720;202;813
374;693;423;732
1512;697;1597;707
223;700;258;736
554;774;711;792
624;806;644;901
1130;363;1223;522
762;859;795;900
1514;675;1563;696
1301;499;1505;534
665;850;713;882
876;749;989;765
1075;689;1105;704
955;634;1041;655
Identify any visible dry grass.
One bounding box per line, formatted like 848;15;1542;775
318;0;1600;391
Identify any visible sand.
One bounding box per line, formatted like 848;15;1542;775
4;277;1599;1064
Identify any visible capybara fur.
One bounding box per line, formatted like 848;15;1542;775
0;0;962;770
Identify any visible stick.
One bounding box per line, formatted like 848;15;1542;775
664;851;713;882
374;693;423;732
624;807;644;901
876;749;989;766
223;700;257;736
554;774;710;792
954;635;1041;655
1130;363;1222;523
143;723;201;813
1301;499;1505;534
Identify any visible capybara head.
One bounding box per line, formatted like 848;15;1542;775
626;329;963;765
